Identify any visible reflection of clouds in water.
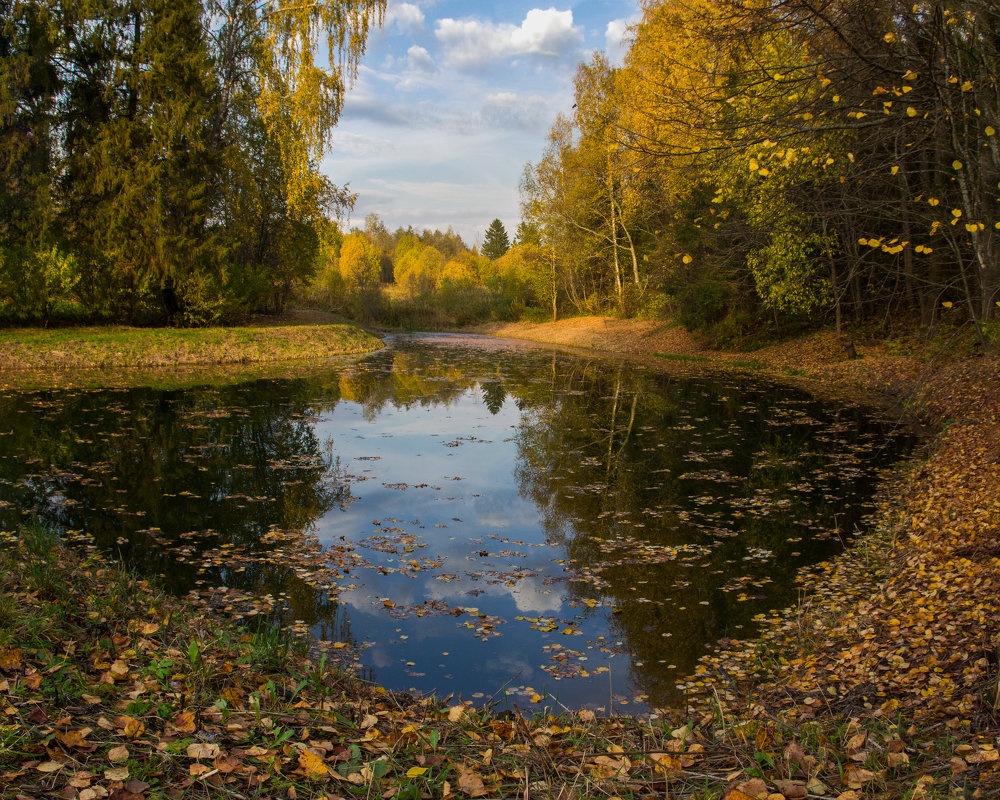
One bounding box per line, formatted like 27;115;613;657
367;646;394;669
474;501;539;530
489;650;540;685
422;571;563;615
338;584;421;614
337;587;379;614
510;576;564;613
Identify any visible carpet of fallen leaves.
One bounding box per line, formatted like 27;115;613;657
2;318;999;800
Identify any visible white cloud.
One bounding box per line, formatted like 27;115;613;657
480;92;551;130
605;16;638;66
333;131;395;156
435;8;584;71
341;95;416;126
407;45;436;73
386;1;425;34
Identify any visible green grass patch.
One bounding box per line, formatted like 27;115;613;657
652;351;711;363
0;323;382;373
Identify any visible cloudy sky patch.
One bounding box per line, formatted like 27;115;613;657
326;1;642;244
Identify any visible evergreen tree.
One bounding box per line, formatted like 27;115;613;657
0;0;384;325
483;218;510;260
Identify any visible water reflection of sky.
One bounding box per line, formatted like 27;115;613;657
312;390;592;705
0;337;915;713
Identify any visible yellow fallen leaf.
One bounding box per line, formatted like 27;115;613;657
298;749;330;777
108;660;129;680
406;766;428;778
0;648;22;671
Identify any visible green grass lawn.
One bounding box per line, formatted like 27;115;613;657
0;323;382;371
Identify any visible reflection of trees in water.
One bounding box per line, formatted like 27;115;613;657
0;381;351;639
510;363;907;707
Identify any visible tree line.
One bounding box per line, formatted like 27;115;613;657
521;0;999;345
299;213;554;327
1;0;384;325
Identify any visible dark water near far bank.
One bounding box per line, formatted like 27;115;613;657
0;335;913;712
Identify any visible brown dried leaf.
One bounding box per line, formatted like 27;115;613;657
783;741;805;766
186;742;220;760
843;767;875;788
775;779;807;799
214;754;239;774
736;778;768;799
108;745;129;762
173;711;196;734
104;766;129;781
457;766;489;798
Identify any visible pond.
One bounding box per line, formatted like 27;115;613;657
0;334;914;713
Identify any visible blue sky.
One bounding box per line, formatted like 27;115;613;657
323;1;641;248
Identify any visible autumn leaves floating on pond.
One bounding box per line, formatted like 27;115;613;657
0;342;914;710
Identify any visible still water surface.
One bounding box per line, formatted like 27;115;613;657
0;335;913;712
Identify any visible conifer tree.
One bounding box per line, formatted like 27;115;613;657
483;219;511;260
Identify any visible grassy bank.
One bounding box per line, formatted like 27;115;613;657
0;322;382;374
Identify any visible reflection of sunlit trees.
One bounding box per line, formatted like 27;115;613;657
511;363;906;705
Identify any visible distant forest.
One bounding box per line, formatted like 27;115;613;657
3;1;998;347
